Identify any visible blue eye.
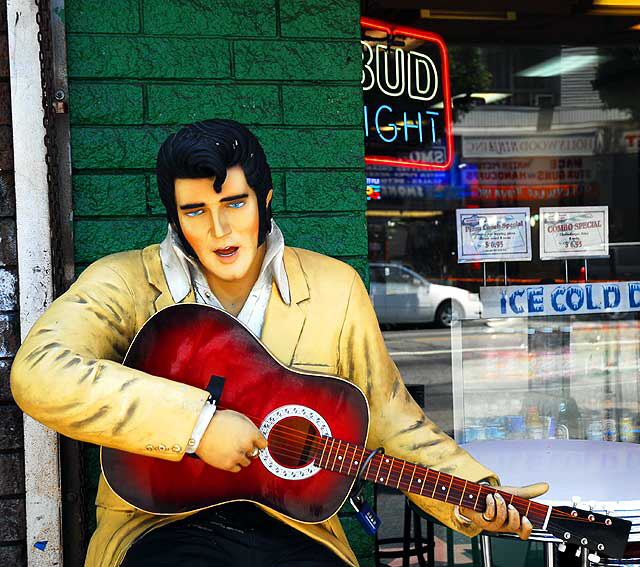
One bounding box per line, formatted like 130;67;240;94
228;201;246;209
185;210;204;217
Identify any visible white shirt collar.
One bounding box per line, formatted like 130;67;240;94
159;220;291;306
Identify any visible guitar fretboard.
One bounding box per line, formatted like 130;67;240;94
315;436;550;529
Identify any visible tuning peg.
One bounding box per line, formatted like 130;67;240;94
588;552;601;564
571;496;582;507
557;543;567;553
575;548;582;558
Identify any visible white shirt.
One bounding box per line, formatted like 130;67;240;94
158;220;290;451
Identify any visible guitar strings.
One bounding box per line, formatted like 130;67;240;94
217;406;582;523
262;432;605;526
226;406;561;521
249;428;572;523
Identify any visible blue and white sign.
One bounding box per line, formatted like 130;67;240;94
481;282;640;318
456;208;532;263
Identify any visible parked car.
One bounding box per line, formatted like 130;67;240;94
369;263;482;328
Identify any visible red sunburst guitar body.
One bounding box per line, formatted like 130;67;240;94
102;303;369;522
102;304;631;559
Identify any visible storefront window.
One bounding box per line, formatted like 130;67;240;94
364;24;640;438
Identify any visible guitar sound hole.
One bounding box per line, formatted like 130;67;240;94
269;417;320;469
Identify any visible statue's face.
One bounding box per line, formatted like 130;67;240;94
175;165;272;285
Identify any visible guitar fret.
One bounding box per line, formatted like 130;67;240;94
345;442;356;476
397;460;406;489
353;447;367;478
359;447;367;472
459;480;468;506
473;484;482;512
340;441;349;474
331;440;341;471
473;485;486;512
445;475;454;501
318;437;329;468
327;439;336;470
430;471;441;498
364;451;376;481
409;464;417;491
374;454;385;483
388;456;396;486
525;500;531;517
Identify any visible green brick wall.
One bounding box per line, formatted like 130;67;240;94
65;0;371;565
66;0;367;278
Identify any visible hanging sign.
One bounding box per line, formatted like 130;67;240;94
539;206;609;260
361;18;453;170
462;132;597;158
481;282;640;318
456;208;532;263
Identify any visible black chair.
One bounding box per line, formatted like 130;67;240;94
375;384;465;567
374;488;436;567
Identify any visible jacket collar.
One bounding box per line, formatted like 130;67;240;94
142;244;310;365
158;222;290;306
262;247;309;365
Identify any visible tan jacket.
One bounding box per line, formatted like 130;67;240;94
11;244;497;567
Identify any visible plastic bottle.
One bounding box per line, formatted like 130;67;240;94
555;402;570;439
586;396;604;441
526;406;544;440
603;385;617;442
620;414;635;443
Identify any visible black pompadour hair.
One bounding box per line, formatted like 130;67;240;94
156;119;273;255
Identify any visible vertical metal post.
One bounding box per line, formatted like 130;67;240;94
451;318;465;441
580;547;589;567
565;260;569;283
7;0;63;564
544;541;556;567
483;263;487;287
480;535;493;567
503;262;507;285
584;259;588;282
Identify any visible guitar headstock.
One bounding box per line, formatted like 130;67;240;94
547;505;631;560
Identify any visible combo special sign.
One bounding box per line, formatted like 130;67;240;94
361;18;453;170
481;282;640;318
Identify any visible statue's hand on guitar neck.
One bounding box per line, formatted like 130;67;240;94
196;409;268;472
459;482;549;540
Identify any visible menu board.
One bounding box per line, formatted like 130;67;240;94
456;208;531;263
539;206;608;260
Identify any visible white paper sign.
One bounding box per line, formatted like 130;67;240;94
456;208;531;263
539;206;609;260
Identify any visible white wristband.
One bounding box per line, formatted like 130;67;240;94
186;401;217;454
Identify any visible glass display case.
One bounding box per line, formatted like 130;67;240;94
452;313;640;446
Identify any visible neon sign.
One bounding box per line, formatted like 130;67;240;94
361;18;453;170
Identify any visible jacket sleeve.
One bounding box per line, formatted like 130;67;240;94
337;270;498;537
10;255;209;461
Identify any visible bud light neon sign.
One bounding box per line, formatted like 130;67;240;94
361;18;453;170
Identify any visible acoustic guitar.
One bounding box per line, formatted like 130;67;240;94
102;304;631;559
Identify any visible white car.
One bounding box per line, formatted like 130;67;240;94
369;263;482;328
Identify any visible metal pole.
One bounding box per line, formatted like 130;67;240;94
480;535;493;567
503;262;507;285
580;547;589;567
483;263;487;287
584;259;588;282
7;0;63;564
565;260;569;283
544;542;556;567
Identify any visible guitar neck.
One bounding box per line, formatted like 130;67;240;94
315;437;551;530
